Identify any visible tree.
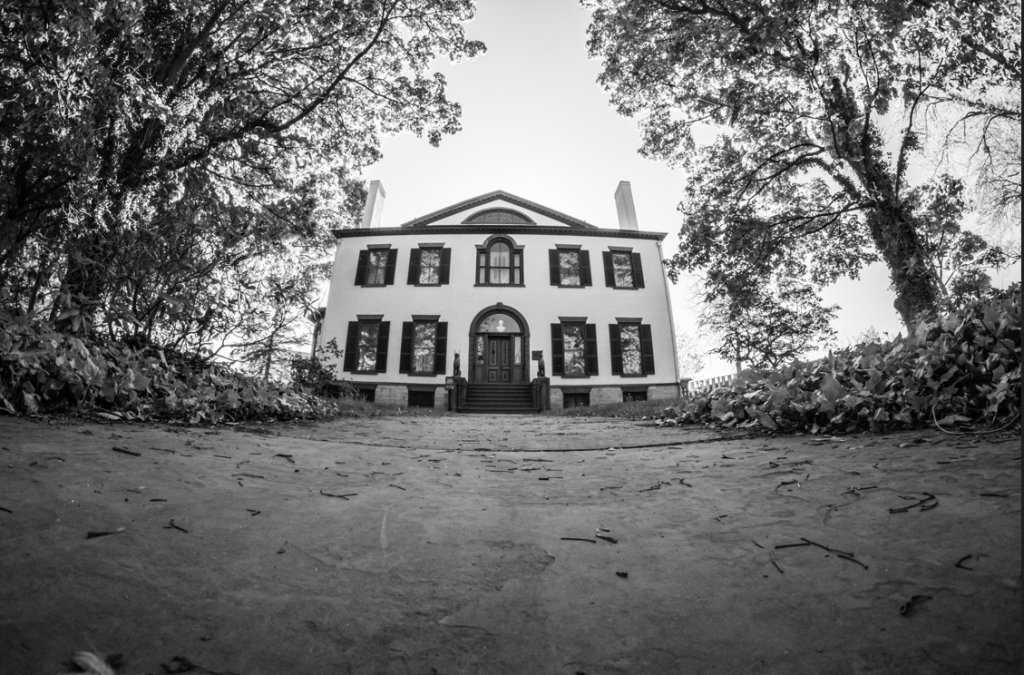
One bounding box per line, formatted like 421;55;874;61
585;0;1021;330
0;0;483;349
910;174;1015;309
674;327;707;377
700;282;837;372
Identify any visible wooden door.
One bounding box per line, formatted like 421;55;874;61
486;336;512;383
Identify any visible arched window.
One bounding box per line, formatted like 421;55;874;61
476;236;523;286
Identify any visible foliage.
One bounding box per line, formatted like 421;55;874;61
700;282;837;371
0;313;361;423
0;0;483;374
676;285;1020;434
585;0;1021;329
909;174;1016;309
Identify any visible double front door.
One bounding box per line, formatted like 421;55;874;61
484;335;513;383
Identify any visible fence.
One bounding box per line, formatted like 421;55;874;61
682;374;737;395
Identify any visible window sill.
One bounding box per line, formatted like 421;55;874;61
616;373;648;378
474;283;525;288
553;284;588;288
609;285;640;290
410;282;444;287
359;283;391;288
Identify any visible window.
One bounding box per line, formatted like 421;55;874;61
609;322;655;376
622;388;648;402
407;387;436;408
476;237;523;286
355;247;397;286
407;246;451;285
551;321;598;377
399;319;448;375
343;319;390;373
549;247;592;287
602;249;645;289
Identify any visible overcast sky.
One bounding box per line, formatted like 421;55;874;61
340;0;1014;378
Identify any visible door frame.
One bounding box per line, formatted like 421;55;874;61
468;303;530;384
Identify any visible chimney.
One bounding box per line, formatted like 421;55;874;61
614;181;638;231
360;180;386;228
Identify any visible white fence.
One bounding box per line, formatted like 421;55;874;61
683;374;736;395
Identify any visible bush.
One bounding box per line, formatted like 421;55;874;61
0;314;357;424
672;286;1020;434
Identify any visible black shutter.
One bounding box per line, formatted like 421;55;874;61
602;251;614;287
343;321;359;372
434;322;448;374
407;249;421;285
609;324;623;375
549;249;560;286
399;322;413;373
550;323;564;376
631;252;645;288
384;249;398;285
640;323;655;375
579;250;592;286
439;248;451;284
375;321;390;372
354;250;369;285
585;323;599;375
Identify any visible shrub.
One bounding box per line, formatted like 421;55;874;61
0;313;356;424
673;285;1020;434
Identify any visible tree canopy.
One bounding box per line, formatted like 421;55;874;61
1;0;482;365
586;0;1021;331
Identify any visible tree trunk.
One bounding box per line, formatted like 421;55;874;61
864;207;941;331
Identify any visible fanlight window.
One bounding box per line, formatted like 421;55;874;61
477;313;521;333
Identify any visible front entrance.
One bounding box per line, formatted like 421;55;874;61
469;305;529;385
484;336;513;383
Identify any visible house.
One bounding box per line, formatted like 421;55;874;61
317;180;680;412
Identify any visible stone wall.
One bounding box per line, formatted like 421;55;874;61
589;386;623;406
647;384;680;400
375;384;407;406
433;386;447;410
549;387;564;409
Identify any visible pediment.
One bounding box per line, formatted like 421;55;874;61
400;190;596;229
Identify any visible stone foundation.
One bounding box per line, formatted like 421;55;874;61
589;386;623;406
549;387;564;409
433;386;447;409
647;384;680;400
375;384;408;406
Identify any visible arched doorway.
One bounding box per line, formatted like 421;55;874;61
469;304;529;384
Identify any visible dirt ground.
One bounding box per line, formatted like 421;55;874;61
0;414;1020;675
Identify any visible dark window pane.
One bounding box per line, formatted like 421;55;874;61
620;323;643;374
559;251;581;286
562;323;586;376
357;322;380;371
611;252;634;288
418;249;440;285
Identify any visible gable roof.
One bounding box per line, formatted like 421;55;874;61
398;190;598;229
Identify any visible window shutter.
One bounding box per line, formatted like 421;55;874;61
602;251;614;287
375;321;390;372
354;251;369;285
549;249;560;285
609;324;623;375
384;249;398;285
439;248;452;284
579;250;592;286
550;323;564;376
631;252;645;288
640;323;655;375
585;323;599;375
407;249;421;285
434;322;448;374
399;322;413;373
343;321;359;372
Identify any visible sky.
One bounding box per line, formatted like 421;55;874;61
335;0;1017;378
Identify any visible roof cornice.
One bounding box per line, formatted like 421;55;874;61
397;190;599;229
332;224;667;241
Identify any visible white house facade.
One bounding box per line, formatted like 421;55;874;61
318;181;680;412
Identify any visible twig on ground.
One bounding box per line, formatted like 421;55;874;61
319;490;357;500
